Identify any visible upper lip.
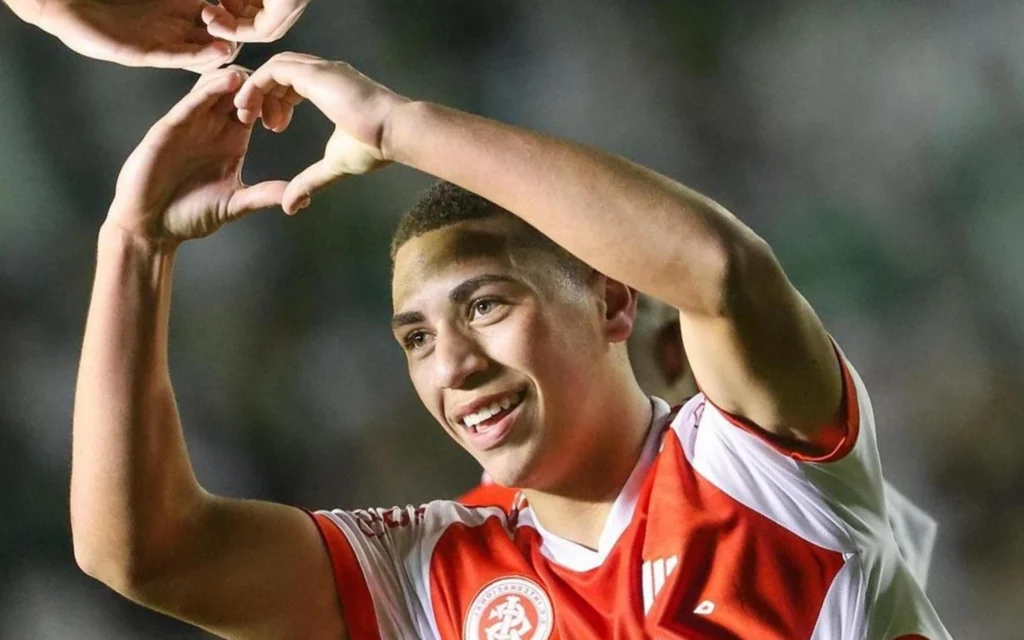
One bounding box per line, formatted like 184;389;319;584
450;388;526;426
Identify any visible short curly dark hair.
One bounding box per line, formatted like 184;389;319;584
390;181;591;285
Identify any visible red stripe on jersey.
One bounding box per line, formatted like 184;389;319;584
310;512;383;640
702;343;860;463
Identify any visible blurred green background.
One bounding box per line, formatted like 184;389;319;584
1;1;1022;637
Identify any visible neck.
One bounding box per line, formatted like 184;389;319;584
523;380;652;551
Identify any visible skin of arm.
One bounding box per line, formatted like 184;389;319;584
71;68;346;638
234;54;843;445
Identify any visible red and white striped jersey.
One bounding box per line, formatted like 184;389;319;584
312;350;950;639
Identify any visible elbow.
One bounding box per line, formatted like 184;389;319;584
73;540;110;584
72;532;143;597
74;539;175;607
71;492;206;602
71;512;164;600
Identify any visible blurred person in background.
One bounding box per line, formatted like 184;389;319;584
70;51;951;639
1;0;309;71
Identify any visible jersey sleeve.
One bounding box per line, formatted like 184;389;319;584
883;482;938;588
309;501;505;640
673;344;951;639
675;345;882;548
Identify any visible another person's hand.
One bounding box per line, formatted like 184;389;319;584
234;53;408;214
25;0;241;72
201;0;310;43
106;67;289;243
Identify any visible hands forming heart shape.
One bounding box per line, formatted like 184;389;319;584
8;1;409;240
9;0;393;240
106;54;408;244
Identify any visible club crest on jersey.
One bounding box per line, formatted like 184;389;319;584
464;576;553;640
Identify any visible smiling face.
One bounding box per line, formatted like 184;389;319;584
391;216;629;489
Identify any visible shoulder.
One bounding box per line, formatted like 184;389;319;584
315;500;508;545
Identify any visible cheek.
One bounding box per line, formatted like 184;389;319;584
409;365;445;423
509;309;599;387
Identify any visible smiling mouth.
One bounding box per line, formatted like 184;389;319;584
460;390;527;433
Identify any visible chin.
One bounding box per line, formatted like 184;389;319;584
480;443;541;489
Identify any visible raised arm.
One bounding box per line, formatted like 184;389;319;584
389;105;843;447
71;68;346;638
234;54;843;447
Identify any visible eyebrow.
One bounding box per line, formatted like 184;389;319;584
391;274;518;331
449;274;517;304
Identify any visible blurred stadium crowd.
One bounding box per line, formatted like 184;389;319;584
1;1;1022;637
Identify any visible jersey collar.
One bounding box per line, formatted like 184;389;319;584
517;396;672;572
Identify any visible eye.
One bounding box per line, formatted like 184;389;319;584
403;330;432;351
470;298;501;320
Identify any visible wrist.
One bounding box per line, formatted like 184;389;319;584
380;98;425;164
98;219;178;258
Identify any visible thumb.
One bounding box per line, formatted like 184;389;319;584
282;132;386;214
282;159;348;215
226;180;289;220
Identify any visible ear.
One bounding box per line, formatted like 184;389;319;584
598;275;638;344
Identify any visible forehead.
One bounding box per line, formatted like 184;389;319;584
391;217;549;310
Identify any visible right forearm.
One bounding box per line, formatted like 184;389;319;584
71;223;202;587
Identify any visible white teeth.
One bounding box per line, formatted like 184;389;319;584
461;392;522;429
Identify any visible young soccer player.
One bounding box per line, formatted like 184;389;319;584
72;57;950;638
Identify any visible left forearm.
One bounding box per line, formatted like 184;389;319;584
386;100;767;315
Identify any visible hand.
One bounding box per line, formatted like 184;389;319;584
36;0;240;72
200;0;310;43
107;68;289;243
234;53;408;214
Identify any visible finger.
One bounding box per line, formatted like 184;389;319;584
280;86;305;106
206;65;255;115
234;53;320;115
192;64;249;92
200;3;238;30
260;95;284;131
139;40;237;70
226;180;290;219
214;91;243;116
237;107;261;125
274;100;295;132
283;159;347;215
219;0;247;14
207;6;305;43
258;84;294;131
240;0;261;19
181;42;243;74
163;69;246;128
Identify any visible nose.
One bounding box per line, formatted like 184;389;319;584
434;328;490;390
